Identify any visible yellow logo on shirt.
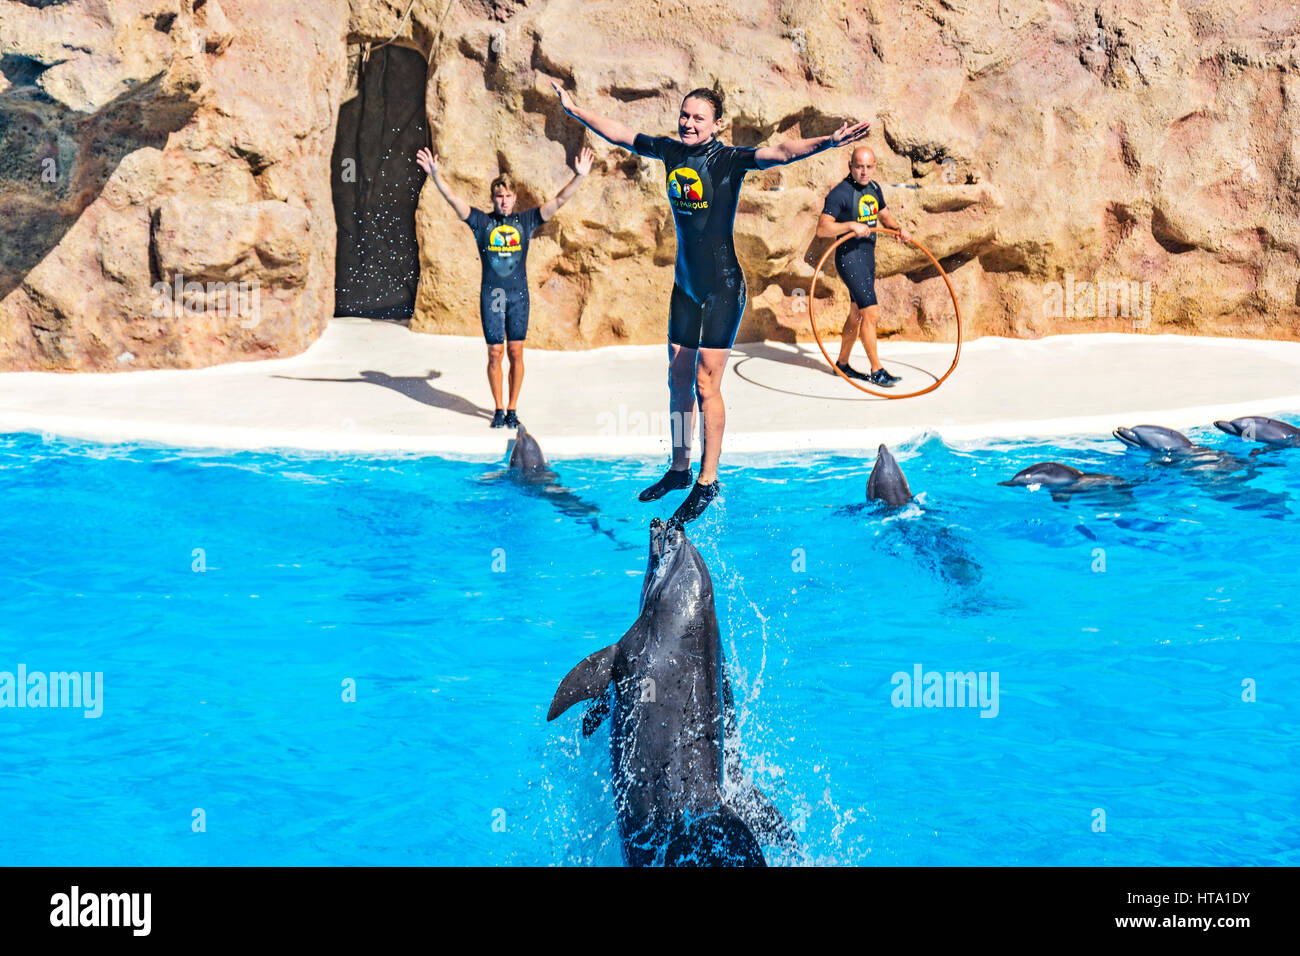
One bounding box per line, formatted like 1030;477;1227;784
667;167;708;212
857;193;879;225
488;224;522;252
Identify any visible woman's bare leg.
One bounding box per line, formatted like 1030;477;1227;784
694;347;731;484
668;342;698;471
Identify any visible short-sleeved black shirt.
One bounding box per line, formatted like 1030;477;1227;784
465;206;544;292
822;177;887;263
633;133;760;303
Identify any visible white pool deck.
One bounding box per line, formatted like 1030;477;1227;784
2;317;1298;458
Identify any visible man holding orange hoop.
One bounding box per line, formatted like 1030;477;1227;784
816;146;910;387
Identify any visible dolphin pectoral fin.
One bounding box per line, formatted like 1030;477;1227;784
547;642;621;721
580;690;611;737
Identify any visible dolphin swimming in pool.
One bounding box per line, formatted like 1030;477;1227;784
999;462;1130;502
1109;424;1252;472
502;426;626;546
1214;416;1300;447
1112;424;1202;451
867;444;913;507
508;424;550;473
851;443;982;593
1112;421;1289;515
1112;422;1254;468
547;519;794;866
999;462;1126;489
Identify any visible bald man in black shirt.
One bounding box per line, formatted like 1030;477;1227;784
817;146;911;387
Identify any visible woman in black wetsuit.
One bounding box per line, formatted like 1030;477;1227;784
554;82;870;524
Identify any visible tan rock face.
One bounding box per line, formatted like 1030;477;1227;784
411;0;1300;347
1;0;1297;372
0;0;348;370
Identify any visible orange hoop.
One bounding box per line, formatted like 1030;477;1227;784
808;228;963;399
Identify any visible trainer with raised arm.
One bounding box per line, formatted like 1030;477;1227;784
553;81;869;525
416;145;593;428
816;146;911;387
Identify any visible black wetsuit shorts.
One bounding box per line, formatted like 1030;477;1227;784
668;258;747;349
837;251;877;309
479;286;530;344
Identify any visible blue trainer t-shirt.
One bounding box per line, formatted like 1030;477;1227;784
822;177;886;267
465;206;544;292
632;133;759;302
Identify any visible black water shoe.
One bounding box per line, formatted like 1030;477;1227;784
836;362;871;381
669;480;721;526
638;467;693;502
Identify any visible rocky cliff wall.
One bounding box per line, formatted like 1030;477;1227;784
1;0;1296;371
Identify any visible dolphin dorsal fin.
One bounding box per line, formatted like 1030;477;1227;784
547;641;621;721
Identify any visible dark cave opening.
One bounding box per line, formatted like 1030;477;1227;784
331;44;429;319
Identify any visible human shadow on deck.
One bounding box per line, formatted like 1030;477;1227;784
730;343;936;402
271;370;494;420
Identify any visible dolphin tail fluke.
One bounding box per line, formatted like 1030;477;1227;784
664;805;767;867
547;639;624;721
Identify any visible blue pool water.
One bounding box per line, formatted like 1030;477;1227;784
0;425;1296;866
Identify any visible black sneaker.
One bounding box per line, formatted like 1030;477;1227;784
504;410;519;429
836;361;871;381
869;367;901;387
490;409;506;428
669;480;721;526
638;467;693;502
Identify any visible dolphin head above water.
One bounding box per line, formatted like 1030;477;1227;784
998;462;1085;486
867;443;914;507
999;462;1128;495
1113;425;1194;450
640;518;710;616
507;425;551;476
1214;416;1300;446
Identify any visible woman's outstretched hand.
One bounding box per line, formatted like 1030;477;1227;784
829;120;872;148
415;147;438;176
574;146;594;175
552;80;577;116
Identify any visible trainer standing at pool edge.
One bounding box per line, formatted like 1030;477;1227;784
817;146;911;386
553;81;870;524
415;145;593;428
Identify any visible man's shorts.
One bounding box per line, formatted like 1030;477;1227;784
836;248;878;309
480;286;529;344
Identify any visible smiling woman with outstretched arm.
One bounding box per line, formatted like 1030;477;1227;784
553;80;870;525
